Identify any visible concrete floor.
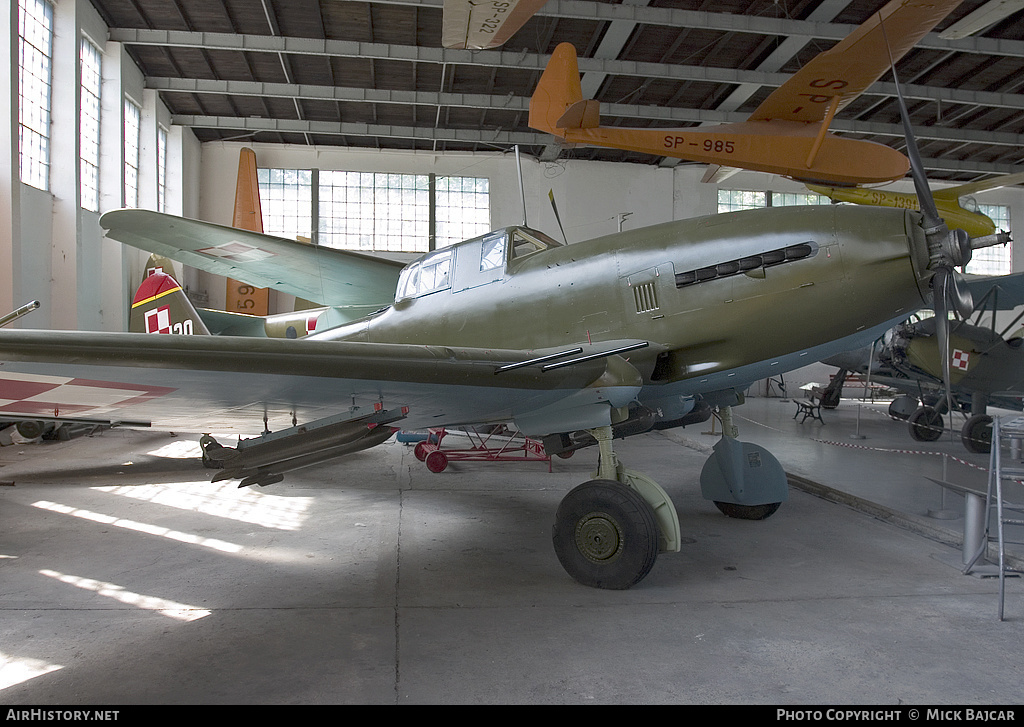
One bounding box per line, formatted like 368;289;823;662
0;395;1021;705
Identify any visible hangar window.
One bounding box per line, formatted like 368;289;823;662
123;99;141;208
79;38;101;212
256;168;489;253
718;190;765;213
772;191;830;207
967;204;1012;276
157;127;168;213
319;171;429;252
436;176;490;248
18;0;53;191
318;172;490;253
257;168;313;241
717;190;830;213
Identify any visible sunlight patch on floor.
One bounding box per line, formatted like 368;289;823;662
0;652;62;692
144;439;204;459
38;569;210;621
31;500;243;553
91;482;311;531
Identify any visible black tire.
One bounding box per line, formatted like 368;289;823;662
713;501;782;520
552;480;659;590
908;406;943;442
15;420;46;439
961;414;993;454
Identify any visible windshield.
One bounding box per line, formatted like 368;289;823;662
395;248;453;300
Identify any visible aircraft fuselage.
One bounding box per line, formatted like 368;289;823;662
318;205;932;401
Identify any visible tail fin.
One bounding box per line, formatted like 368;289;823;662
226;148;270;316
529;43;599;138
232;147;264;233
130;271;211;335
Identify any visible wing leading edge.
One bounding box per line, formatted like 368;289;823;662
0;329;646;436
100;209;405;309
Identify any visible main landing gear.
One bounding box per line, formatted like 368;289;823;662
551;408;788;589
552;425;680;590
905;393;993;454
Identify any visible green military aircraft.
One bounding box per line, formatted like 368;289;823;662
824;274;1024;453
0;189;983;589
0;25;995;587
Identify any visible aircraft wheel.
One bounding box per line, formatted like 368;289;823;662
713;501;782;520
15;420;47;439
414;441;430;461
552;479;659;590
425;450;448;473
908;406;943;442
888;395;919;421
961;414;993;454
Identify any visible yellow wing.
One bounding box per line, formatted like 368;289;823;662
749;0;965;124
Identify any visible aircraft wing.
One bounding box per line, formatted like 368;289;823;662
0;330;645;436
749;0;963;125
965;271;1024;310
441;0;548;49
933;170;1024;199
100;209;405;308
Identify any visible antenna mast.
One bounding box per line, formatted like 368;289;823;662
515;145;528;227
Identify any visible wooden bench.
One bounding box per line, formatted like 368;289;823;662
793;391;825;424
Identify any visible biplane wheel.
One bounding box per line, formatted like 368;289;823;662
552;480;659;590
908;406;943;442
888;395;919;421
713;501;781;520
425;449;448;473
961;414;993;454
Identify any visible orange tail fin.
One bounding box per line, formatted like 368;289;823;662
226;148;270;316
529;43;590;138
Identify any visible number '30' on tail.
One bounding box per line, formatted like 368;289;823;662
129;271;211;336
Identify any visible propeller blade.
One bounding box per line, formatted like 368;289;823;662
949;268;975;320
548;189;567;243
932;267;958;432
881;15;943;232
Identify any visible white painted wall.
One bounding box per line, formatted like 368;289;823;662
0;0;195;332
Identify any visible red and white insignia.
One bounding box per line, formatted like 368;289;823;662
0;372;175;417
145;305;172;334
951;349;971;371
196;241;276;262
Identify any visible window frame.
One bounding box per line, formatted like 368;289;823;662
18;0;54;192
79;37;102;212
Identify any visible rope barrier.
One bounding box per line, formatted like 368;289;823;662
732;403;992;474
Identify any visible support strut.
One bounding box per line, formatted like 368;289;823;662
588;425;682;553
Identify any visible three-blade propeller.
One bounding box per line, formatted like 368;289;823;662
885;14;975;432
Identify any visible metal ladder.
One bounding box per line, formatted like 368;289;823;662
966;415;1024;620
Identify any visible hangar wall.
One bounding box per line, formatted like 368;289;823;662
0;0;195;333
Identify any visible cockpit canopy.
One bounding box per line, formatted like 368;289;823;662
395;227;561;301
